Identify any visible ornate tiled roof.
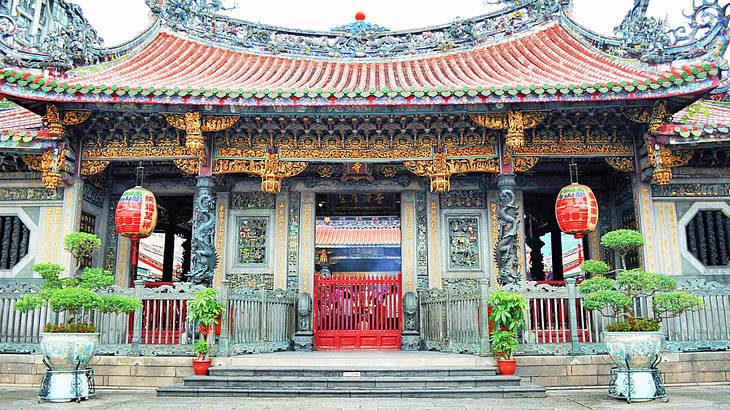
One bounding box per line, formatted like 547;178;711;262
0;23;720;107
657;99;730;144
0;102;51;144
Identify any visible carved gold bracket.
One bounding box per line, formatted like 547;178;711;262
624;101;667;134
62;111;91;126
605;157;635;173
166;113;239;154
472;111;547;150
404;152;499;192
22;147;67;189
80;160;110;176
213;152;307;193
174;159;199;175
647;144;693;185
513;157;540;173
44;105;92;138
45;105;64;138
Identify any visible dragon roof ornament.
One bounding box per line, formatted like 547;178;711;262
142;0;569;59
562;0;730;64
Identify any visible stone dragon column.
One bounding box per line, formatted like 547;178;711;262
190;176;217;285
495;174;521;285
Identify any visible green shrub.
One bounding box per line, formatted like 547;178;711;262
487;291;527;359
63;232;101;264
44;322;96;333
577;229;704;332
580;259;609;278
605;318;660;332
80;267;116;290
188;288;224;359
194;339;209;358
13;231;141;333
600;229;644;270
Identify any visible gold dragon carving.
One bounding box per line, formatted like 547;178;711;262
213;153;308;193
174;159;199;175
647;144;693;185
45;105;64;138
80;160;110;176
404;152;499;192
624;101;667;134
604;157;635;173
22;147;67;189
62;111;91;126
166;113;239;154
471;111;547;149
513;157;540;173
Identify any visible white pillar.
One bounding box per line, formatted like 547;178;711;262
273;191;289;290
401;191;418;293
298;192;316;296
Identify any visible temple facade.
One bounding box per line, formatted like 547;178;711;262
0;0;728;350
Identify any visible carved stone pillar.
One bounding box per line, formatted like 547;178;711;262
190;176;217;285
293;292;314;351
495;175;521;285
401;291;420;351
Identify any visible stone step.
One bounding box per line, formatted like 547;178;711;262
182;375;519;389
157;383;547;398
209;366;497;377
208;351;494;368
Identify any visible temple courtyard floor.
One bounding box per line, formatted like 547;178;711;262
1;384;729;409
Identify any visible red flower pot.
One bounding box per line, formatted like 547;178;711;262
192;358;212;376
497;358;517;376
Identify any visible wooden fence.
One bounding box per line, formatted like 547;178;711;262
419;278;730;356
0;279;296;356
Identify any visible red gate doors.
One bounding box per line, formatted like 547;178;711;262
313;272;402;350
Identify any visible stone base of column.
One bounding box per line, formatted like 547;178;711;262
293;332;314;351
401;331;420;351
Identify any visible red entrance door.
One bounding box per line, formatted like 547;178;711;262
314;272;402;350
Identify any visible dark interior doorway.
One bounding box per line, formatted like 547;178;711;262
136;195;194;283
524;193;587;282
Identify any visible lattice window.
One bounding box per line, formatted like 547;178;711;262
80;212;96;234
686;210;730;267
0;215;30;270
79;212;97;268
446;216;481;270
236;217;268;265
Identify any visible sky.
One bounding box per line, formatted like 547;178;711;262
66;0;710;47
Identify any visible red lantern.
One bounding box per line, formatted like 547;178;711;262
555;183;598;239
115;186;158;239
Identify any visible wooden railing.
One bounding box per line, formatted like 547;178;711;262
419;278;730;356
0;280;296;356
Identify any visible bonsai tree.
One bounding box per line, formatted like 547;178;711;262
580;259;610;278
64;232;102;277
577;229;703;331
14;232;141;333
188;288;224;360
487;290;527;361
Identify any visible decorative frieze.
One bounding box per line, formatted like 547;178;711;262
230;192;276;209
0;188;63;201
440;190;486;208
651;183;730;198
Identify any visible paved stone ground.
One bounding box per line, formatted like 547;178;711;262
0;385;729;409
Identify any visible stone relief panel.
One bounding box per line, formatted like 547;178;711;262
446;216;481;271
236;216;269;266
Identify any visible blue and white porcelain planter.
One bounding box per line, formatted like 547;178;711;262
604;331;663;369
40;332;98;371
604;331;663;401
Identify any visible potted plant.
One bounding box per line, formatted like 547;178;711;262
487;290;527;376
188;288;224;376
578;229;704;400
14;233;141;401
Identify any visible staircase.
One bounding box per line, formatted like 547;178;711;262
157;352;545;398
